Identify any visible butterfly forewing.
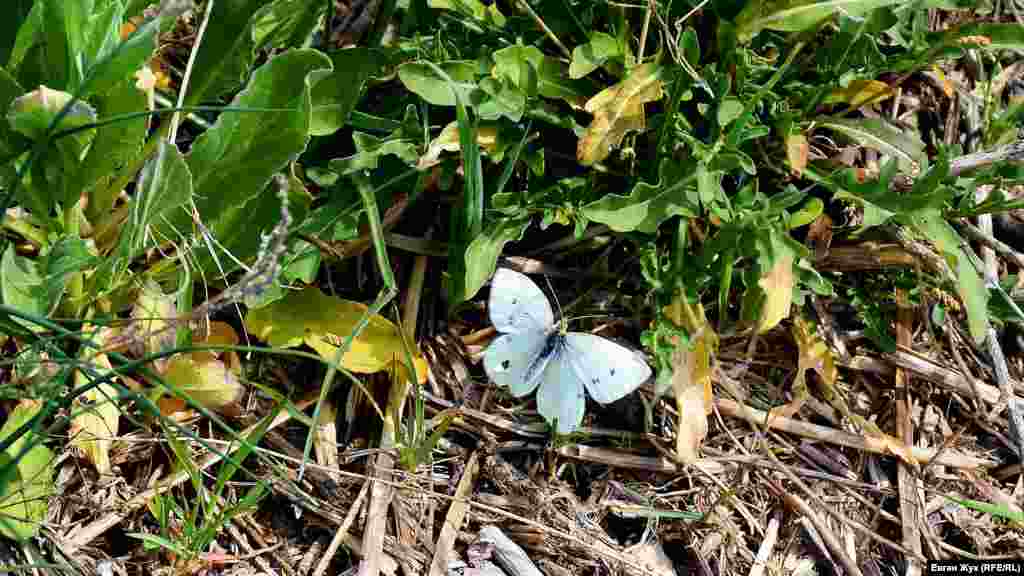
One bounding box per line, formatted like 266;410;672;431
488;268;555;334
563;333;652;404
535;338;587;434
482;329;552;397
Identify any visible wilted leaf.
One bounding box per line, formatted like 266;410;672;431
771;317;837;421
757;253;794;333
418;121;500;169
161;355;243;412
662;294;717;464
244;286;428;381
824;79;895;108
785;133;808;176
129;279;178;363
577;62;664;165
70;327;120;475
0;400;55;542
314;400;339;471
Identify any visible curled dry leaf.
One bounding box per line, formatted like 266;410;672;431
70;326;121;475
577;62;664;166
785;133;808;176
663;293;717;464
769;317;837;422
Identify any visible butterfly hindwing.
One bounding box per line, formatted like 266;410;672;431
536;339;587;434
562;333;652;405
488;268;554;335
482;329;552;397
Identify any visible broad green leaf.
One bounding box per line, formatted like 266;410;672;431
577;62;664;165
244;286;428;379
129;141;193;253
569;32;621;79
398;61;478;106
0;0;34;67
477;77;526;122
71;328;120;475
459;217;530;303
491;45;543;95
582;159;698;232
1;245;46;332
310;48;386;136
735;0;905;41
0;400;55;542
7;85;96;142
182;0;262;106
169;49;329;277
252;0;327;50
42;0;88;90
536;57;590;107
788;197;824;229
43;235;98;311
330;131;419;174
818;116;925;172
717;98;744;127
81;5;162;97
81;76;148;220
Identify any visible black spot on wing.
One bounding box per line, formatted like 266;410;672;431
501;359;510;370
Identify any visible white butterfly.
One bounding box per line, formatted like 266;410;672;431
482;268;652;433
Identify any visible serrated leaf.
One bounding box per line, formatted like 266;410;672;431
244;286;428;380
577;62;664;165
398;60;478;106
818;116;925;172
0;400;55;542
582;159;698;232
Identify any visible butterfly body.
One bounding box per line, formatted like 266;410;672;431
483;268;652;433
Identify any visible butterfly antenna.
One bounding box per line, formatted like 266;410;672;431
544;275;566;331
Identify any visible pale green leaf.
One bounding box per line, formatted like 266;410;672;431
0;400;55;542
1;245;46;332
569;32;621;79
459;217;530;303
398;61;478;106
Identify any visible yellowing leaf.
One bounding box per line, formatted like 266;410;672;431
130;279;177;364
757;254;794;333
70;327;121;475
577;62;664;165
161;355;243;411
662;293;717;464
785;133;808;176
418;122;499;169
770;317;837;421
244;286;428;382
824;79;895;108
0;400;55;542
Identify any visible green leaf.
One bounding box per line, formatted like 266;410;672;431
0;0;34;67
130;141;194;253
536;56;590;107
0;67;28;166
183;0;263;106
81;6;162;97
43;235;98;311
310;48;387;136
170;49;330;276
398;61;478;106
6;85;96;142
569;32;621;79
582;159;698;233
80;77;148;220
428;0;505;26
458;217;530;303
42;0;88;90
252;0;327;50
1;245;46;332
735;0;906;41
329;132;419;175
477;77;526;122
818;116;926;172
491;44;543;95
0;400;55;542
717;98;744;127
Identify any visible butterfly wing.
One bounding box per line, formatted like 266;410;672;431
535;339;587;434
483;329;553;397
562;333;652;405
488;268;554;335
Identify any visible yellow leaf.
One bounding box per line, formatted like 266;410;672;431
577;62;664;166
418;122;500;170
244;286;428;383
824;79;895;108
662;292;717;464
785;133;808;176
130;279;177;364
769;317;836;422
161;355;243;411
756;254;794;333
70;326;121;475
